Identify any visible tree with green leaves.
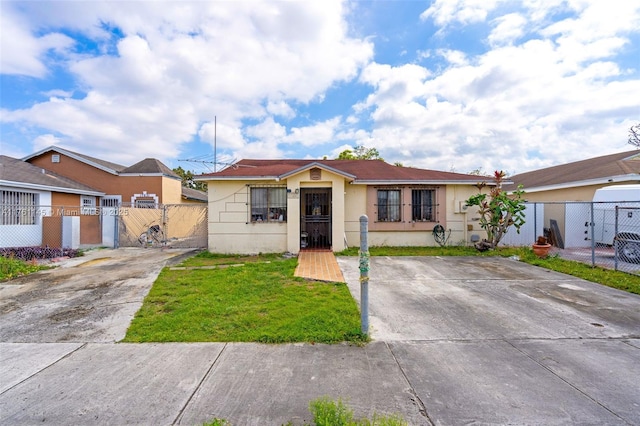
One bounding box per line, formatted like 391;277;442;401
465;171;526;251
172;166;207;192
337;145;383;160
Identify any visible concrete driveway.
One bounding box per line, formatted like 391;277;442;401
1;253;639;425
337;256;640;424
0;247;195;343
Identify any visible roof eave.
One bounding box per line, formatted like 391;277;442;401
119;173;181;180
514;174;640;193
194;175;281;182
22;146;120;176
351;180;498;186
0;180;105;196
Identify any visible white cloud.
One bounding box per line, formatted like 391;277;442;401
42;89;73;99
488;13;527;46
420;0;505;27
2;0;373;164
284;117;343;147
1;0;638;175
436;49;469;66
245;117;287;144
199;121;246;151
356;2;640;174
266;101;296;119
32;134;62;150
0;9;74;77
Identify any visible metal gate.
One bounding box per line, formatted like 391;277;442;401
300;188;331;250
118;204;207;248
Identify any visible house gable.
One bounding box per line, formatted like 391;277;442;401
0;155;103;196
24;146;188;205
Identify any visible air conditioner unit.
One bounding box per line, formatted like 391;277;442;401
454;200;469;213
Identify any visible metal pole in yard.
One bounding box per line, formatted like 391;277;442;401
359;215;369;336
614;206;619;271
590;202;595;267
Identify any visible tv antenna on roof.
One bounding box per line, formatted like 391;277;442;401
179;116;225;172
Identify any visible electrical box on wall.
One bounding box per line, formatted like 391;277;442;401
454;200;469;213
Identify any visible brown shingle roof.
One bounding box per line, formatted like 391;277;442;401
181;186;207;202
23;146;127;174
504;150;640;191
198;159;488;184
0;155;104;195
121;158;180;178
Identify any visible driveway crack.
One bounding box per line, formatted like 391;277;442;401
385;342;434;425
172;343;228;425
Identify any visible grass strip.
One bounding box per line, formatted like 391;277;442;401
124;253;366;343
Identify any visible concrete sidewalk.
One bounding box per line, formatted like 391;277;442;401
2;338;638;425
1;254;639;425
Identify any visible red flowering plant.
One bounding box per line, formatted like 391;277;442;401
465;171;526;251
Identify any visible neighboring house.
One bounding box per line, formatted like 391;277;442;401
181;186;208;203
498;150;640;250
503;150;640;202
0;155;105;248
23;145;207;208
196;159;494;254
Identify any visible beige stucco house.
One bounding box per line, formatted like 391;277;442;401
196;159;494;254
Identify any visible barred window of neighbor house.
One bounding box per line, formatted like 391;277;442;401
377;189;401;222
135;198;156;208
0;190;38;225
411;189;436;222
81;196;97;214
250;186;287;223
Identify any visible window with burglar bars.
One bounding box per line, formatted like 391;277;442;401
1;190;38;225
377;189;401;222
249;185;287;222
81;196;97;214
411;189;436;222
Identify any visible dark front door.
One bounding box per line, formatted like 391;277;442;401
300;188;332;250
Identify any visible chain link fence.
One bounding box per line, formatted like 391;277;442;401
501;201;640;276
1;203;208;256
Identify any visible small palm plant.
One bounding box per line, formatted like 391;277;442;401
465;170;526;251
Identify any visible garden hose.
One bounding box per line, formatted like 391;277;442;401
432;223;451;247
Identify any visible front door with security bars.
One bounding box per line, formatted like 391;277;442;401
300;188;332;250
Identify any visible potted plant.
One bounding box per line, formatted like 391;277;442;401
532;236;551;258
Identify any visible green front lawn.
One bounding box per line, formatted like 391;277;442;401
123;252;366;344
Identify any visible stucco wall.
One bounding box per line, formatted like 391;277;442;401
162;176;183;204
285;169;347;253
206;181;287;254
523;185;601;202
362;184;482;247
205;174;484;253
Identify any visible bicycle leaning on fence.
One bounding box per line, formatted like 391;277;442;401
138;224;166;247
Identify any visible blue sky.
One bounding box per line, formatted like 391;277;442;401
1;0;639;175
